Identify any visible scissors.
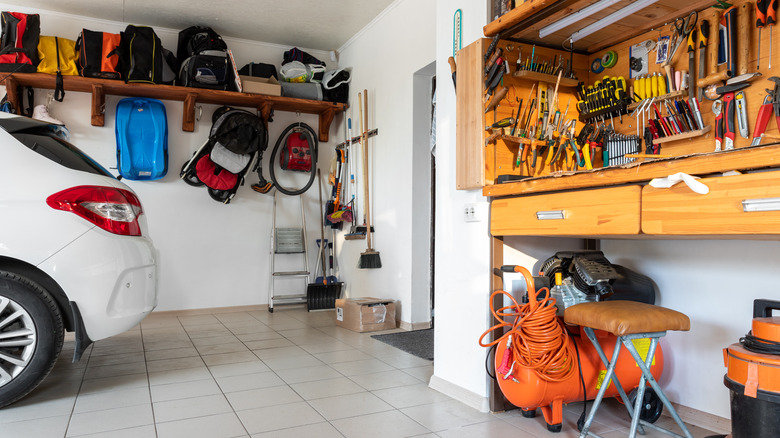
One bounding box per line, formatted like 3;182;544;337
665;11;698;66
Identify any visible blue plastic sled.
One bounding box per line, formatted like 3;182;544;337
115;97;168;180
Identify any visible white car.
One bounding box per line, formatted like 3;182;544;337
0;112;158;408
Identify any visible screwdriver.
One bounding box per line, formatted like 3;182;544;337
757;0;769;69
771;0;778;68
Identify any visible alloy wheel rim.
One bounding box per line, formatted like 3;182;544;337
0;296;37;387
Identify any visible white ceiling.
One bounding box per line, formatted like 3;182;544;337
5;0;396;51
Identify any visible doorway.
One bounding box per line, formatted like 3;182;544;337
411;61;436;329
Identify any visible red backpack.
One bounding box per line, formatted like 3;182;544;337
0;11;40;73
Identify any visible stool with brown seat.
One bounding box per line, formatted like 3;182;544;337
564;301;693;438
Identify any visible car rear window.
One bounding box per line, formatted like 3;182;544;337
13;129;114;178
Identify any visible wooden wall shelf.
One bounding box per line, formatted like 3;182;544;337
513;70;578;87
1;73;347;142
653;126;711;145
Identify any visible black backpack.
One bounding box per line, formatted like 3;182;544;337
176;26;234;91
0;11;40;73
119;25;177;84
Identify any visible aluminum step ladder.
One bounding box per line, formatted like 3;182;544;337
268;191;309;312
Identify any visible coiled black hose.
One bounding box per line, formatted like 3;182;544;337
268;122;318;196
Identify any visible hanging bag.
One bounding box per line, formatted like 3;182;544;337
76;29;122;79
0;11;40;73
37;36;78;102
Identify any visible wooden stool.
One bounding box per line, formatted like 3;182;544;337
565;301;692;438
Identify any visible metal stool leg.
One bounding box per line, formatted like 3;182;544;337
583;327;644;432
622;334;693;438
580;333;622;438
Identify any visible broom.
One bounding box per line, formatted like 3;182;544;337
358;89;381;269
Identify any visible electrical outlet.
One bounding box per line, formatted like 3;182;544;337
464;203;479;222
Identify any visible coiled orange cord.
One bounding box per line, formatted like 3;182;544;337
479;265;575;382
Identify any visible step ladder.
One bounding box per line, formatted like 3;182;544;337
268;191;309;312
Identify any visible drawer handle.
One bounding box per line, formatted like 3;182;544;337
742;197;780;212
536;210;565;220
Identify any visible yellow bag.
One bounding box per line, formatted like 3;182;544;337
37;36;78;75
37;36;77;102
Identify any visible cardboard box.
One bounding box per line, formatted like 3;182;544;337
335;297;397;332
239;75;281;96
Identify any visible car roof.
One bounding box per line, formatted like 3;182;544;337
0;112;53;133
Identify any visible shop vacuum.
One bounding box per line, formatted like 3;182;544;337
480;251;664;433
706;299;780;438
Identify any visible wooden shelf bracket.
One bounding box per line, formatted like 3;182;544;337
91;84;105;127
183;93;197;132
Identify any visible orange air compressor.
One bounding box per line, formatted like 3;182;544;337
481;260;664;433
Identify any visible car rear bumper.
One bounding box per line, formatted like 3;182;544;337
37;227;158;341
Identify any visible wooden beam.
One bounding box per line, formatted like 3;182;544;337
484;0;561;37
586;0;713;53
483;143;780;197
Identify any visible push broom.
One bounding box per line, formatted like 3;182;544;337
358;89;381;269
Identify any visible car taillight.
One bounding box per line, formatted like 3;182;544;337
47;186;144;236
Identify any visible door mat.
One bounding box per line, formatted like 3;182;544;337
371;329;433;361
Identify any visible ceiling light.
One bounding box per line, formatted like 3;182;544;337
538;0;624;39
568;0;660;44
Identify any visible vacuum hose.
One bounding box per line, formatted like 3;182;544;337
268;122;318;196
479;265;576;382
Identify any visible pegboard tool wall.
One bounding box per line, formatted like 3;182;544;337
479;0;775;183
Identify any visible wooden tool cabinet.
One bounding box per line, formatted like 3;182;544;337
468;0;780;413
458;0;780;240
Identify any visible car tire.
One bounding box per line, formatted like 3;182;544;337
0;271;64;408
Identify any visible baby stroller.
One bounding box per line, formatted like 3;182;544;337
180;106;268;203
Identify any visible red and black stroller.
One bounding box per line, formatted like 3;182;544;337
180;106;268;203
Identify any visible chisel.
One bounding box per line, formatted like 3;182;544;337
687;27;697;100
697;21;709;101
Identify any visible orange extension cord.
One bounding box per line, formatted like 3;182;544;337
479;265;575;382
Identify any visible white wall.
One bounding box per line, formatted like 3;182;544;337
1;3;338;311
602;239;780;418
431;0;493;408
333;0;436;325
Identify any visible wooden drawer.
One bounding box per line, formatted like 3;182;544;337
642;171;780;235
490;186;641;236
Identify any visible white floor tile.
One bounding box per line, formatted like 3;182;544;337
437;419;538;437
313;349;374;364
289;377;367;400
251;346;309;360
78;372;149;395
249;421;345;438
226;385;303;411
400;400;495;432
330;359;395;376
148;366;212;386
330;410;431;438
348;370;423;391
209;360;271;377
262;354;324;371
66;404;154;436
372;383;451;409
216;371;286;393
146;356;205;372
69;424;157;438
153;393;233;422
0;414;70;437
236;401;324;434
145;346;200;361
308;392;394;420
150;378;222;402
203;351;262;366
74;386;151;413
274;364;343;384
156;412;247;438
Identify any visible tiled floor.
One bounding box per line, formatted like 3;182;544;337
0;306;724;437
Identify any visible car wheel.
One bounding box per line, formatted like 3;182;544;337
0;271;64;408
